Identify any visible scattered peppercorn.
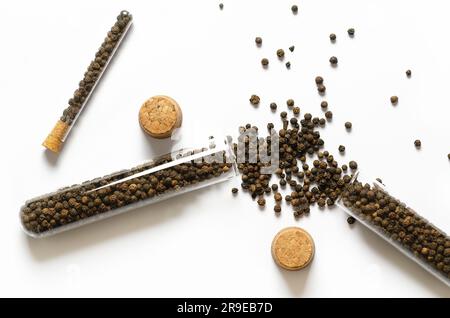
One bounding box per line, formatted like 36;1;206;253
285;61;291;69
255;37;262;46
293;107;300;115
339;145;346;153
390;96;398;105
315;76;324;85
347;28;355;37
406;69;411;77
257;197;266;206
261;58;269;67
287;99;295;108
277;49;285;59
232;188;238;194
219;3;223;10
325;111;333;120
270;102;277;111
329;33;336;41
280;111;287;118
376;178;383;184
274;204;281;213
349;161;358;170
329;56;338;66
345;122;352;130
317;85;326;94
321;101;328;109
414;139;422;148
250;94;260;106
291;5;298;14
347;216;356;224
289;46;295;52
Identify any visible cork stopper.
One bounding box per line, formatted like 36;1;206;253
271;227;315;270
42;120;69;153
139;95;182;139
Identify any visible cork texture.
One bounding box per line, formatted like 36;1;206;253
271;227;315;271
139;95;182;139
42;120;69;153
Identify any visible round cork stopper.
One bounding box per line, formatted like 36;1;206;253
271;227;315;271
42;120;69;153
139;95;182;139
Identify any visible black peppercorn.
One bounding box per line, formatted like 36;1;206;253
291;5;298;14
406;69;412;77
347;28;355;37
232;188;238;194
339;145;346;153
219;3;224;10
325;111;333;120
285;61;291;69
250;94;260;106
277;49;285;59
345;121;352;129
289;46;295;52
293;106;300;115
287;99;294;108
315;76;324;85
280;111;287;118
329;33;336;41
261;58;269;67
349;161;358;170
255;37;262;46
390;96;398;105
270;102;277;111
414;139;422;148
329;56;338;66
274;204;281;213
317;84;326;94
321;101;328;109
347;216;356;224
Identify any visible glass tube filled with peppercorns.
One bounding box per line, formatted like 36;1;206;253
338;172;450;287
42;10;133;153
21;138;238;238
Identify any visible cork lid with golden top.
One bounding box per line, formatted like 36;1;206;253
139;95;182;139
271;227;315;271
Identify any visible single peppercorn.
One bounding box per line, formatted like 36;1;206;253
232;188;238;194
274;193;282;202
287;99;295;108
255;37;262;46
271;184;278;192
329;33;336;41
376;178;383;184
280;111;287;118
320;101;328;109
289;46;295;52
325;111;333;120
339;145;346;153
270;102;277;111
317;84;326;94
390;96;398;105
277;49;285;59
414;139;422;148
285;61;291;69
315;76;324;85
448;153;450;160
349;161;358;170
293;106;300;115
219;3;224;10
347;28;355;37
329;56;338;66
406;69;411;77
261;58;269;67
250;94;260;106
274;204;281;213
257;197;266;206
347;216;356;224
291;5;298;14
345;121;352;129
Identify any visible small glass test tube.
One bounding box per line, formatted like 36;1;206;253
42;10;133;153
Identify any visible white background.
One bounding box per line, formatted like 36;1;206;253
1;0;449;297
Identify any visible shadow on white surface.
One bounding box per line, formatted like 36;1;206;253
25;185;205;261
277;265;311;297
358;225;450;297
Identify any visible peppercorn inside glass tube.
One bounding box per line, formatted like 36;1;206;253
42;10;133;153
21;138;238;238
337;172;450;287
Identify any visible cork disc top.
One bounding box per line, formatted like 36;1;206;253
271;227;315;270
139;95;182;139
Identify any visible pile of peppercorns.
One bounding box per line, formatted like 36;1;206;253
341;180;450;280
20;150;232;235
233;94;358;218
60;11;132;125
